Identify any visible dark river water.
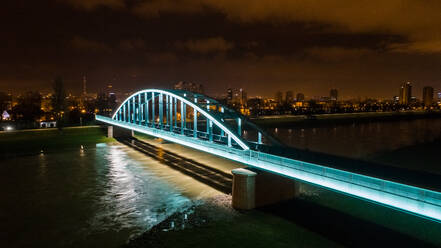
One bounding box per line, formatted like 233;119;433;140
2;118;441;247
0;143;218;248
269;118;441;159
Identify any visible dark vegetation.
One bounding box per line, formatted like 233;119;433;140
0;126;112;157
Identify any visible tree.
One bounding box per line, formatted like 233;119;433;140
51;77;66;130
0;92;10;121
12;91;43;122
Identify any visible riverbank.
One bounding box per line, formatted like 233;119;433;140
0;126;113;157
124;191;441;248
124;194;342;248
253;110;441;128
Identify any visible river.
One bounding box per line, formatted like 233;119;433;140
0;143;218;248
2;118;441;247
269;118;441;159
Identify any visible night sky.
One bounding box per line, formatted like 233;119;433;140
2;0;441;99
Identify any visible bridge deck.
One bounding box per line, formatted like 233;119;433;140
97;115;441;222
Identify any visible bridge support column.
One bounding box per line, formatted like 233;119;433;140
220;107;224;137
107;125;134;138
159;93;163;129
231;168;256;210
237;118;242;137
232;168;299;210
174;98;177;128
180;101;184;134
165;95;170;130
193;98;197;138
168;96;173;131
128;100;131;123
132;97;135;123
107;125;113;138
152;93;155;128
138;94;141;124
208;120;213;142
145;92;149;126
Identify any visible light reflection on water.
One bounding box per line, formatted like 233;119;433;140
0;143;217;248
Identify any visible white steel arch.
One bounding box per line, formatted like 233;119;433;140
111;89;250;150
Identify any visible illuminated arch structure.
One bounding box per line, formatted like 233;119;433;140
96;88;441;222
106;89;280;150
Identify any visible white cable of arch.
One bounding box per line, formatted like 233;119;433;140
111;89;250;150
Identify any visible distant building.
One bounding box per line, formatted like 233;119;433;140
40;93;53;112
227;88;247;106
423;86;434;107
330;89;338;101
285;91;294;104
227;88;233;102
247;97;264;112
82;76;87;95
320;96;330;102
174;81;204;94
296;93;305;101
2;110;10;120
275;91;283;104
40;121;56;128
399;82;412;105
239;88;247;106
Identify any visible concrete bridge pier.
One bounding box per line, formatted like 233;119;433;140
106;125;134;138
107;126;113;138
231;168;299;210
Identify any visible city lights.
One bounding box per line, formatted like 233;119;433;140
3;1;441;246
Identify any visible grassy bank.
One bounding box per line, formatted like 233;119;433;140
0;126;113;157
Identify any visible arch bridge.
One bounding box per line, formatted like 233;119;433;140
96;88;441;223
101;89;279;151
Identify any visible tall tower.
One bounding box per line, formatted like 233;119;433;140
423;86;434;107
399;82;411;105
285;91;294;103
82;76;87;96
275;91;283;104
330;89;338;101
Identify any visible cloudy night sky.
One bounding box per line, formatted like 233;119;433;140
2;0;441;99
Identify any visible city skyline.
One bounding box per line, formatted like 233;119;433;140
2;1;441;98
3;78;440;102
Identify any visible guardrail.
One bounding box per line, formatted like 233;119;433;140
96;115;441;222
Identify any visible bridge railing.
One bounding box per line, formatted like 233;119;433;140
245;150;441;210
